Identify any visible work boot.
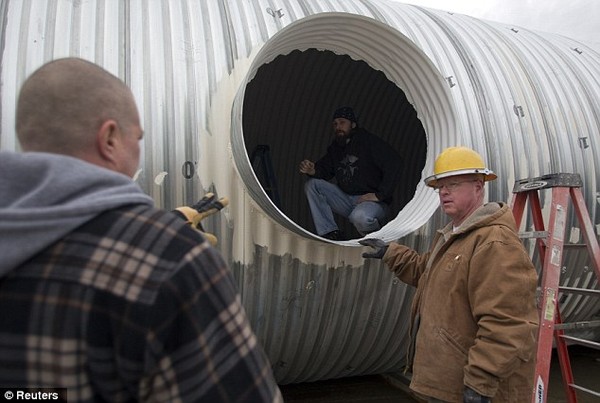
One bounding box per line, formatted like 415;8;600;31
322;230;341;240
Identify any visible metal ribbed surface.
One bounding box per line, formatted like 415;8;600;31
1;0;599;384
232;12;457;244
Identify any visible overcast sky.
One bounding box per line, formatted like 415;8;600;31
395;0;600;53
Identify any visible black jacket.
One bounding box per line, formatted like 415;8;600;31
312;128;402;203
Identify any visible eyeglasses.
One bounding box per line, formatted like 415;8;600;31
433;179;479;193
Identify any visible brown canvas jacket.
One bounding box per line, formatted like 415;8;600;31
383;202;539;402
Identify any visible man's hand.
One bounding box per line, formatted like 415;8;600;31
357;193;379;203
299;160;316;176
359;238;388;259
173;193;229;246
463;387;491;403
189;193;228;221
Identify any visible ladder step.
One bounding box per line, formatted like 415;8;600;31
559;335;600;350
569;383;600;398
554;320;600;331
513;173;583;193
518;230;548;239
559;286;600;297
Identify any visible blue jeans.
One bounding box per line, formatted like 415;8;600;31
304;178;388;236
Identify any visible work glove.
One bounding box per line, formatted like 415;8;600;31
463;387;491;403
359;238;388;259
173;193;229;246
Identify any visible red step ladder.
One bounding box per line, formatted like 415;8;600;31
510;173;600;403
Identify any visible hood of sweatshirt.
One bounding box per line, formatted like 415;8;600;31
438;202;517;241
0;151;154;277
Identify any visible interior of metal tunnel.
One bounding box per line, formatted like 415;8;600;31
242;49;426;239
230;13;460;244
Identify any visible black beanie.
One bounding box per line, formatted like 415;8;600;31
332;106;357;123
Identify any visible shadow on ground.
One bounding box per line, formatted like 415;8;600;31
279;346;600;402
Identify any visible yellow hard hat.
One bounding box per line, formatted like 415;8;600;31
424;146;497;187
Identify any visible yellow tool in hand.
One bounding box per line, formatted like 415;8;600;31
173;193;229;246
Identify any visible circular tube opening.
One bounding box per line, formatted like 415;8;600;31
232;13;460;244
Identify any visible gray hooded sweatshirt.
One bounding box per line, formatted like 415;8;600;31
0;151;153;277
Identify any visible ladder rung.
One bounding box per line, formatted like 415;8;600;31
518;231;548;239
554;320;600;331
569;383;600;398
559;286;600;297
559;335;600;350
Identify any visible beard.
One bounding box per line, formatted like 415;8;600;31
334;129;352;146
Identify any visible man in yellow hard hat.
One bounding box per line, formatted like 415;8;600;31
361;146;538;402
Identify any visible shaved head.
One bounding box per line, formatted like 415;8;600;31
16;58;139;156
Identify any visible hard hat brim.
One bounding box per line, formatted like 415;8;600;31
424;168;497;187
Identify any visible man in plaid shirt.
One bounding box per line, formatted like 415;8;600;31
0;58;282;402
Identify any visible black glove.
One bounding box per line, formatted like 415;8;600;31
189;193;229;223
359;238;388;259
463;387;491;403
173;193;229;246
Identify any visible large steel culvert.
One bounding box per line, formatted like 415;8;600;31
1;0;599;385
231;13;460;245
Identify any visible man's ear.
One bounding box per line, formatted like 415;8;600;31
352;122;356;128
96;119;120;163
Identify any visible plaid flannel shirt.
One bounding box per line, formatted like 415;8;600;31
0;204;282;402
